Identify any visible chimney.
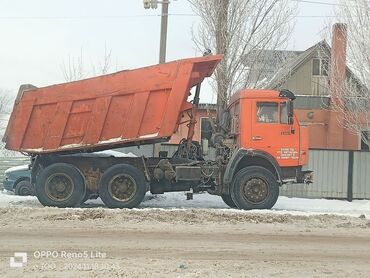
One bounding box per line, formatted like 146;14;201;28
330;23;347;103
327;23;348;149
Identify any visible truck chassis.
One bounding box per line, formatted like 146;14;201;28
31;140;311;209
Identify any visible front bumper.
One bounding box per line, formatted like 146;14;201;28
297;170;313;184
3;179;15;191
281;166;313;184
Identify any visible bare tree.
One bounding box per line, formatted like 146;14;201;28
61;48;86;82
0;94;10;115
0;91;16;156
322;1;370;147
189;0;296;132
61;45;114;82
93;44;113;75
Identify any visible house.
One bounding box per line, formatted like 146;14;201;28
169;24;369;151
266;24;368;150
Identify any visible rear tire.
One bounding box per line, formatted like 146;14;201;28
99;164;147;208
230;166;279;210
36;163;86;208
221;194;237;208
80;189;92;204
15;180;34;196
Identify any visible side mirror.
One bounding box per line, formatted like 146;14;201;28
287;100;294;125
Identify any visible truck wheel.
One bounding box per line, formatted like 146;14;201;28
221;194;237;208
99;164;147;208
36;163;86;208
230;166;279;210
15;179;34;196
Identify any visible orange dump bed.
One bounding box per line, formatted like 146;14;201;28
3;55;222;154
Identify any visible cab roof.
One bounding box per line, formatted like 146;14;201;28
229;89;295;106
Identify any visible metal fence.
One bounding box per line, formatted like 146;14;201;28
281;150;350;199
280;149;370;200
353;152;370;199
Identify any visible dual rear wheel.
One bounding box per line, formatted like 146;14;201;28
36;163;146;208
98;164;147;208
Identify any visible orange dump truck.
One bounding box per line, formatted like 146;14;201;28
3;55;311;209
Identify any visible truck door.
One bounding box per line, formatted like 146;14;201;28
251;101;300;167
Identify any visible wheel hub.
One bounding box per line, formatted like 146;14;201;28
242;178;269;204
108;174;137;202
55;183;66;192
19;187;31;196
45;174;74;202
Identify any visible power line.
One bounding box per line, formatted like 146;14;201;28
0;14;341;20
0;15;160;20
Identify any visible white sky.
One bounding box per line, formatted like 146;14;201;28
0;0;336;103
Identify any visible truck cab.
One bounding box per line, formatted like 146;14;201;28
220;89;312;210
229;89;308;168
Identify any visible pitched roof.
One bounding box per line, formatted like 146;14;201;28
266;40;368;94
267;40;330;89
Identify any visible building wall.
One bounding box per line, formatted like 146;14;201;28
295;109;329;148
281;57;331;96
283;59;314;95
168;109;216;144
279;52;361;150
295;109;359;150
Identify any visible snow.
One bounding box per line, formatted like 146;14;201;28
139;132;159;139
98;137;124;144
4;164;29;174
0;190;369;217
96;150;137;157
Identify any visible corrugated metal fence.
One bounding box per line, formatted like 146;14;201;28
353;152;370;199
281;150;350;199
0;148;369;199
281;149;370;199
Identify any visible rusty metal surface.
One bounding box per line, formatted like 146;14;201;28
34;155;146;193
4;55;222;154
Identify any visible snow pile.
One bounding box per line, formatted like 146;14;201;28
274;196;370;216
140;192;228;209
0;190;40;208
0;190;369;217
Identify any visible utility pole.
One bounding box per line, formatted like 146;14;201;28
159;1;169;64
143;0;170;64
143;0;170;156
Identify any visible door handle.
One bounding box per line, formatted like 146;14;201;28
252;136;263;141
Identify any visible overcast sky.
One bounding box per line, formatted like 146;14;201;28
0;0;337;102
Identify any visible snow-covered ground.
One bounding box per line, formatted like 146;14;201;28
1;190;369;217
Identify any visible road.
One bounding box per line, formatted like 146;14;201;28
0;207;370;277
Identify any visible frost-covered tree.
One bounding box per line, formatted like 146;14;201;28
61;45;115;82
0;91;14;156
188;0;296;132
321;1;370;147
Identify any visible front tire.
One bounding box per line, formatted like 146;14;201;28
221;194;237;208
99;164;147;208
36;163;86;208
15;180;34;196
230;166;279;210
